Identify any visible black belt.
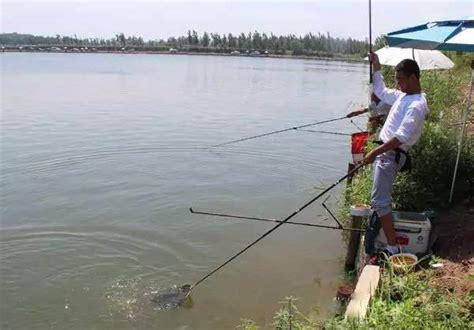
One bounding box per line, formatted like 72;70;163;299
373;140;411;172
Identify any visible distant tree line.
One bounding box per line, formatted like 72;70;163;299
0;31;371;56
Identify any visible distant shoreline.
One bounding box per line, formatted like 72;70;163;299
1;49;366;64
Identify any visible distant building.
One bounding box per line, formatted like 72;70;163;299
169;48;177;54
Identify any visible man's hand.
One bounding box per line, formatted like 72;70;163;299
347;108;368;118
368;52;381;72
363;137;402;165
363;149;378;165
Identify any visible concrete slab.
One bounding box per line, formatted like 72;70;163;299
345;265;380;320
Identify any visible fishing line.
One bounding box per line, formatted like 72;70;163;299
350;119;364;132
189;208;364;232
209;115;351;148
297;129;352;136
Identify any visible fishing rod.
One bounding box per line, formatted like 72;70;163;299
189;208;364;232
350;119;365;132
369;0;373;83
210;115;350;148
297;129;352;136
184;163;364;291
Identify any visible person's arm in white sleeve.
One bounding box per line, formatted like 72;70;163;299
373;71;403;106
369;52;403;106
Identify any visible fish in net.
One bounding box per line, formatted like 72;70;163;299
151;284;192;310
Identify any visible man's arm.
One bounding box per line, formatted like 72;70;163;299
363;137;402;164
369;52;403;106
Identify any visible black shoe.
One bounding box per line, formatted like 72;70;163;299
377;248;400;266
379;248;400;258
368;248;399;266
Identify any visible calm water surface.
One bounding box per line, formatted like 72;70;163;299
0;53;368;329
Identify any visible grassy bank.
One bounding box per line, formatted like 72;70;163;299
239;262;472;329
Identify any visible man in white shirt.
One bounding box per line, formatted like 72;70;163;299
364;52;429;256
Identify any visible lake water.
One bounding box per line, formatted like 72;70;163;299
0;53;368;329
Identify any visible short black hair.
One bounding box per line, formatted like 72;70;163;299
395;59;420;79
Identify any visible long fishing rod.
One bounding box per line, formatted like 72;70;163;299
187;163;364;291
369;0;373;83
297;129;352;136
210;115;349;148
189;208;364;232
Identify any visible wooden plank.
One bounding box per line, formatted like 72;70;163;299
344;215;363;271
345;265;380;320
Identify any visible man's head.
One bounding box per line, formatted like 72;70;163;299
395;59;421;94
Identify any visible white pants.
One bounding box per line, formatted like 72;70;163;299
370;151;406;217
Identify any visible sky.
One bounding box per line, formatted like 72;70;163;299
1;0;472;41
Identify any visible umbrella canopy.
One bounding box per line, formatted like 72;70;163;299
386;17;474;51
365;46;454;70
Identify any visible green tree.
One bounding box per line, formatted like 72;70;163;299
187;30;192;45
228;33;237;48
238;33;247;49
211;33;221;48
222;34;228;48
252;31;262;49
192;30;199;45
202;32;210;47
374;35;387;50
116;33;126;46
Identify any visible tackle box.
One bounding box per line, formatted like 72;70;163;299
374;211;432;255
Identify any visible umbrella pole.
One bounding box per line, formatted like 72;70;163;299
449;61;474;203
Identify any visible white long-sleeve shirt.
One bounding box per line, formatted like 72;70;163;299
373;71;429;151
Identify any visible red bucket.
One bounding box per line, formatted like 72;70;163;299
351;132;369;163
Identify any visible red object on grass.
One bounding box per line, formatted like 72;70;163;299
351;132;369;163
